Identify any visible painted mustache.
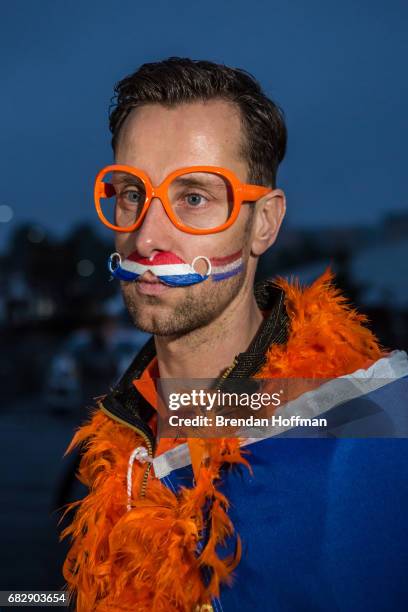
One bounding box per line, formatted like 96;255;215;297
108;251;212;286
108;249;244;286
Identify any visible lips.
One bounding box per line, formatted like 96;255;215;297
136;276;173;295
137;270;163;284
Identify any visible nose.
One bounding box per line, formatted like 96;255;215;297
131;196;175;258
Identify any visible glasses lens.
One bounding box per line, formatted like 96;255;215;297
98;170;146;229
168;171;234;230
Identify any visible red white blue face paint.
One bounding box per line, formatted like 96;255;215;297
209;250;244;281
108;249;243;286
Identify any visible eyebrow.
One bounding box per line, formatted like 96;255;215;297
112;173;144;186
172;176;226;190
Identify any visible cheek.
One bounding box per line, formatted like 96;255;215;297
210;223;248;259
190;230;246;281
114;233;132;255
184;242;234;264
191;217;248;260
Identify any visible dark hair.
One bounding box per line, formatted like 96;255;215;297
109;57;287;187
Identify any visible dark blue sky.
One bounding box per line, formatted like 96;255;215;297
1;0;407;249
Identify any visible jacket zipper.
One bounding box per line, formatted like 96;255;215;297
97;400;153;499
214;356;239;391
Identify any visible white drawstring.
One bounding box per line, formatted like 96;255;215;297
127;446;153;511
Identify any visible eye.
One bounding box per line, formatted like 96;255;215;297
185;193;208;207
122;189;143;205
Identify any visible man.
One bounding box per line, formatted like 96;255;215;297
62;58;408;611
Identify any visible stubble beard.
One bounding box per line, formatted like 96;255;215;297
121;268;246;338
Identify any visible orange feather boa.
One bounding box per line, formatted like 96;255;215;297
61;267;384;611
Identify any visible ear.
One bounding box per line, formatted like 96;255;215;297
250;189;286;256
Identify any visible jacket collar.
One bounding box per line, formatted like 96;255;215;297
100;280;289;448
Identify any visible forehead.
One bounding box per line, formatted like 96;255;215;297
115;99;248;183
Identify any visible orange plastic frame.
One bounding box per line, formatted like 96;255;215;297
94;164;271;235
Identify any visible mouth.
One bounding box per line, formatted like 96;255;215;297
137;271;164;284
135;271;172;295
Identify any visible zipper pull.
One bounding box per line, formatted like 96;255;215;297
132;446;154;464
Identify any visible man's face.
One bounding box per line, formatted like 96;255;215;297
115;99;257;337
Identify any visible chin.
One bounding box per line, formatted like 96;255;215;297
127;309;167;335
129;307;209;338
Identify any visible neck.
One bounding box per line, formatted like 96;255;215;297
155;286;263;379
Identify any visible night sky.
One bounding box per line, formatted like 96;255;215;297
1;0;407;250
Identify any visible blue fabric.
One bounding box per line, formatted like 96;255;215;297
163;377;408;611
166;439;408;611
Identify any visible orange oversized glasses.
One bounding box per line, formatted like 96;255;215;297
94;164;271;235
